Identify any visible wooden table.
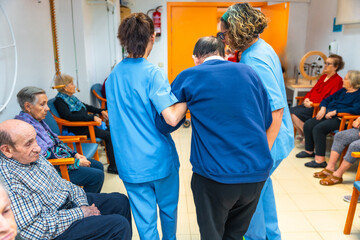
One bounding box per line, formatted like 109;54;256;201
286;78;316;107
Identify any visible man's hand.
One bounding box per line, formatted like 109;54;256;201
101;111;108;121
325;110;337;119
316;107;326;120
81;204;100;218
75;153;91;167
94;116;102;124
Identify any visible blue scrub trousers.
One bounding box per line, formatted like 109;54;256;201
68;159;104;193
124;169;179;240
245;160;282;240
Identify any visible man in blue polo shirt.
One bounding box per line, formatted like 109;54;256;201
157;36;273;240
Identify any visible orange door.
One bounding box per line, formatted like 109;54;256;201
260;3;290;56
168;4;218;83
167;2;289;82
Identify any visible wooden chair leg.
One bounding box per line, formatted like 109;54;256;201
294;127;297;139
59;165;71;181
344;188;360;234
93;150;100;161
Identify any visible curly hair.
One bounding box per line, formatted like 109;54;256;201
224;3;268;51
118;13;154;58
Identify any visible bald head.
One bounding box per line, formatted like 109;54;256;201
0;120;32;146
0;119;41;164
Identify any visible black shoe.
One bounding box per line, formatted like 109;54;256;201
304;160;327;168
296;151;315;158
107;165;118;174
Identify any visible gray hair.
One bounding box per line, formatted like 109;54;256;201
17;86;46;111
193;36;225;59
0;129;15;148
348;70;360;89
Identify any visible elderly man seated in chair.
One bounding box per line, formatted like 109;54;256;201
0;119;132;240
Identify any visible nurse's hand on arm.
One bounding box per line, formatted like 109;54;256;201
266;108;284;150
161;102;188;127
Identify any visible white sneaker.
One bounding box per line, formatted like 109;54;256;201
343;195;360;203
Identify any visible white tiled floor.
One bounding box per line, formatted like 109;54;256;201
100;127;360;240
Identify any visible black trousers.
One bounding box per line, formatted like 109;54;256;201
55;193;131;240
303;117;341;156
69;127;116;168
191;173;265;240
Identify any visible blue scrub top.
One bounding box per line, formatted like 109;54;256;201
241;39;294;162
105;58;180;183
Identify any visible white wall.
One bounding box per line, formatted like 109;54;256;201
0;0;119;121
305;0;360;77
285;2;309;78
0;0;55;121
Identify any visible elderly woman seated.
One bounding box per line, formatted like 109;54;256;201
313;116;360;185
290;54;344;140
15;87;104;193
53;74;117;174
296;70;360;168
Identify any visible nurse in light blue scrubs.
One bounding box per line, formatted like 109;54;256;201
106;13;187;240
221;4;294;240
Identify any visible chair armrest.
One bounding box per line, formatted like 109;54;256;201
92;89;107;102
338;113;360;119
338;114;360;131
58;136;86;154
310;103;320;118
48;158;74;181
60;138;83;144
50;113;98;144
311;103;320;108
59;135;87;141
51;114;101;127
295;96;305;105
48;158;75;165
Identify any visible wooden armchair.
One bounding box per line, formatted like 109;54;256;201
47;98;101;161
48;135;85;181
344;151;360;234
49;158;75;181
293;97;319;138
91;83;107;109
336;114;360;166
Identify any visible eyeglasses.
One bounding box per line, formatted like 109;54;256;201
217;31;227;41
324;62;333;66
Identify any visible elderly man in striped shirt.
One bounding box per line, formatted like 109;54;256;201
0;119;131;240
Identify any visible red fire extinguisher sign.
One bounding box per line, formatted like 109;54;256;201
153;6;161;37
